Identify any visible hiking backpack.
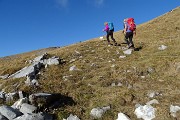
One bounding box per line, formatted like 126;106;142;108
127;18;136;31
108;22;114;31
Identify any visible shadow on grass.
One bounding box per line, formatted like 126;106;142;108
28;92;76;113
134;46;143;51
47;93;76;109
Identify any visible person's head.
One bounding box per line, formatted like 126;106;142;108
123;18;127;23
104;22;108;26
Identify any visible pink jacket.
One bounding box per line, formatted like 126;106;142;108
103;24;109;32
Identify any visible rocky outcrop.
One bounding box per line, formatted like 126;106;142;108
8;54;60;79
0;105;23;120
0;91;76;120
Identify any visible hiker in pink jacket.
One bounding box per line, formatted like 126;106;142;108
103;22;118;46
103;23;109;32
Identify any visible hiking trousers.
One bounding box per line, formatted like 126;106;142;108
106;30;117;44
125;32;134;48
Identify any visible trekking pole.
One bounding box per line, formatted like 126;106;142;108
103;31;107;41
100;31;106;41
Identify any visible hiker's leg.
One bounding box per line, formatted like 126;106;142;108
125;33;130;45
106;31;110;43
129;32;134;48
110;31;117;44
124;34;128;44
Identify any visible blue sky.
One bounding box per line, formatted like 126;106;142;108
0;0;179;57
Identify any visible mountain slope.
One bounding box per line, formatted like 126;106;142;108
0;7;180;120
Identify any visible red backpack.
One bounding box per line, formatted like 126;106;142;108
127;18;136;31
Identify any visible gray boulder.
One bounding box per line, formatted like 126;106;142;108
8;62;43;79
0;74;9;79
64;114;80;120
8;54;60;79
90;106;110;119
45;56;60;65
20;103;37;114
13;113;53;120
0;113;8;120
33;54;47;63
13;113;44;120
11;98;28;110
0;105;23;120
0;92;5;100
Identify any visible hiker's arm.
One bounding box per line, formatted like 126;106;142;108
124;24;127;34
133;30;136;35
103;25;109;32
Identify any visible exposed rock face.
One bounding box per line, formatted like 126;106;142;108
19;103;37;114
13;113;53;120
5;54;62;87
0;114;8;120
0;105;23;120
0;92;73;120
8;54;60;79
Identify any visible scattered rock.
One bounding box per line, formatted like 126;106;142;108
119;55;126;59
146;99;159;105
90;106;110;119
19;103;37;114
12;98;28;110
134;104;156;120
13;113;51;120
0;113;8;120
69;65;80;71
116;112;131;120
123;49;133;55
69;59;76;63
141;76;145;79
0;92;5;100
5;92;18;103
147;67;155;74
74;50;80;55
63;114;80;120
170;105;180;118
111;64;115;68
158;45;167;50
0;74;9;79
0;105;23;120
117;82;123;87
111;83;116;87
99;36;104;40
147;91;162;98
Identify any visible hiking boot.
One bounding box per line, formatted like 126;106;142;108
128;46;135;49
128;44;134;49
114;42;121;46
117;43;121;46
108;42;113;45
121;42;128;44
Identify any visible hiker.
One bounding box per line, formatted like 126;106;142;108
103;22;118;46
123;18;136;49
122;18;128;44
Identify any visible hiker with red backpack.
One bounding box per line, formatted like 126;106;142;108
103;22;118;46
123;18;136;49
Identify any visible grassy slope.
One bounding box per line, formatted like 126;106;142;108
0;7;180;120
